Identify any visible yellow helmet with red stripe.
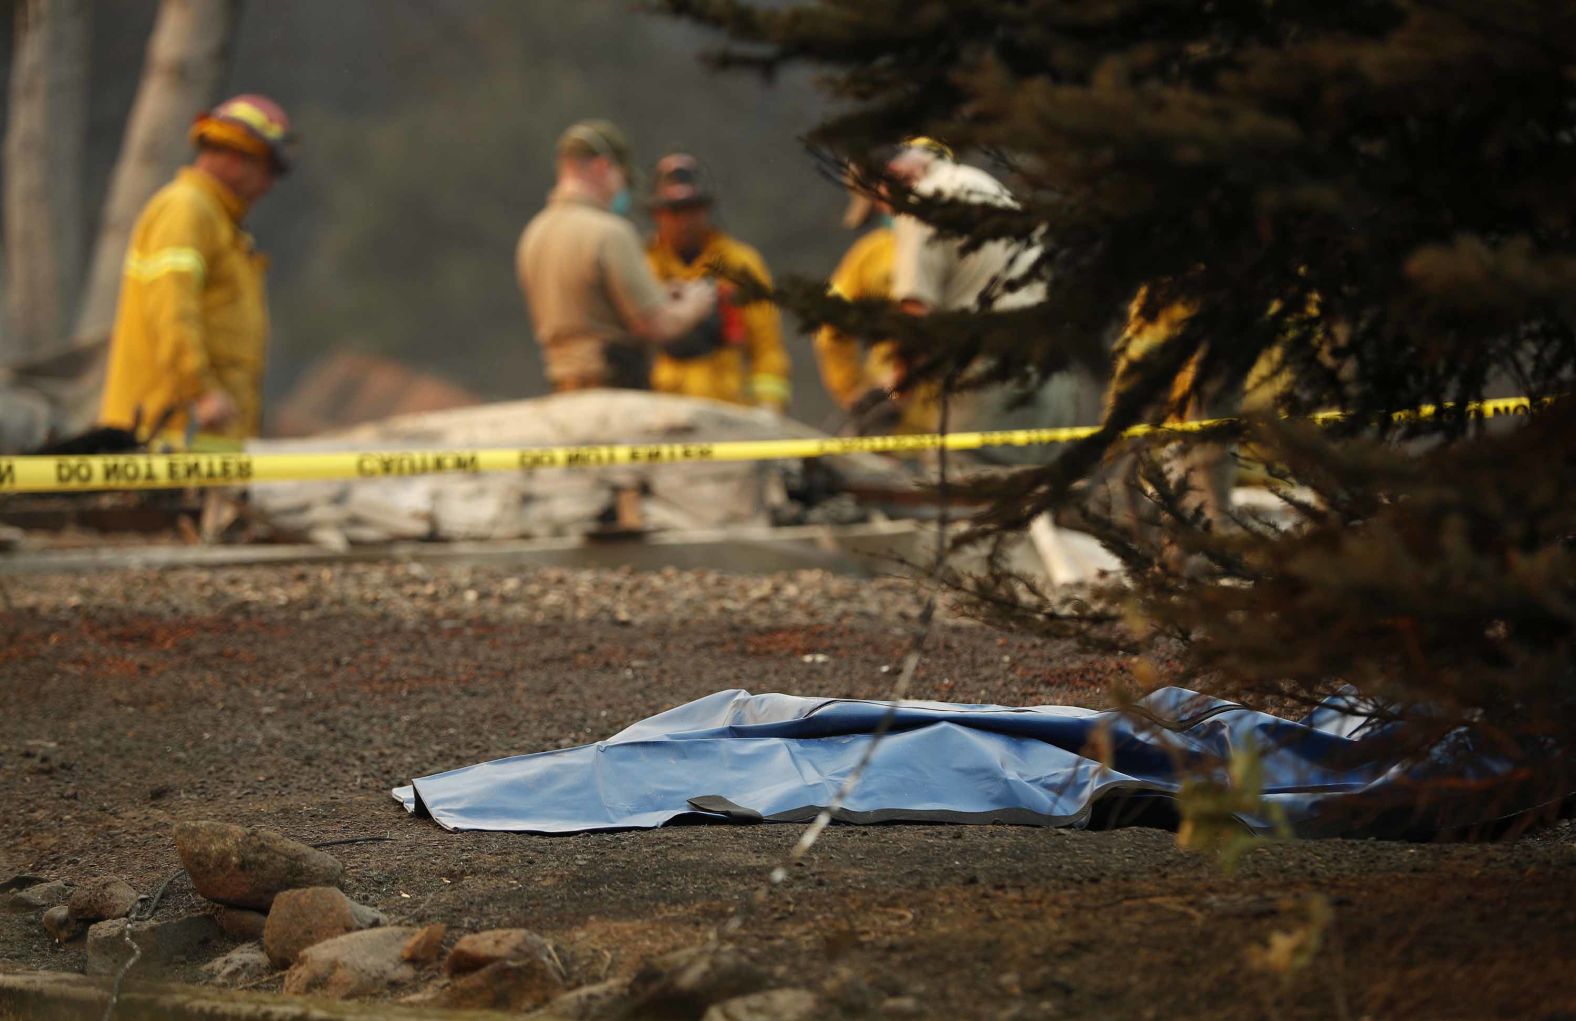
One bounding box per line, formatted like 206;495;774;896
190;94;295;174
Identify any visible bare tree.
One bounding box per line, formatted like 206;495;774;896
73;0;240;352
3;0;88;366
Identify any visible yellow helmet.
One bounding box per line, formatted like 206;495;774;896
191;94;295;174
900;136;954;161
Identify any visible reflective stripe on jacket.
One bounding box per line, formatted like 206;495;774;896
645;232;790;409
99;167;269;438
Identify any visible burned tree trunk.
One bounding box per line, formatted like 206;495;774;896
2;0;89;367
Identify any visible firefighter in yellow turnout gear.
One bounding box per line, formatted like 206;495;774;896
643;154;790;410
812;180;939;434
99;95;294;441
1109;287;1314;426
1107;284;1321;535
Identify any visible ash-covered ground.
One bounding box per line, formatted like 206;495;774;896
2;563;1572;1019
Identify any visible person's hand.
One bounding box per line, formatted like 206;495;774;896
192;389;238;431
874;355;912;397
644;280;720;345
677;278;717;315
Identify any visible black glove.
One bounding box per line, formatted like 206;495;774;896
848;387;903;435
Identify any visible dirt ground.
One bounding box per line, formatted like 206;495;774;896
1;561;1573;1020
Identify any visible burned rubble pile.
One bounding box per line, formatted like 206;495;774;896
2;820;819;1018
247;391;915;548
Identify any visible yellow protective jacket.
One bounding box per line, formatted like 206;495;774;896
645;232;790;409
1107;289;1201;423
1108;287;1311;424
99;166;270;439
813;228;939;434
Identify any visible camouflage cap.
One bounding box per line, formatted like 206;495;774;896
557;119;634;178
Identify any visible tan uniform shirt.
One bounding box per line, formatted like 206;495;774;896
516;194;666;387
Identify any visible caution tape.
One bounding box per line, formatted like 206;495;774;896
0;396;1548;494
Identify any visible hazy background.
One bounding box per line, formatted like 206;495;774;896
3;0;854;429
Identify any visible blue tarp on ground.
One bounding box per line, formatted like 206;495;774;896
393;687;1510;836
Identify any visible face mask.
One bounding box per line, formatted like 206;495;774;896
609;188;633;216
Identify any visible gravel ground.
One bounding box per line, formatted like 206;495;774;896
1;561;1573;1020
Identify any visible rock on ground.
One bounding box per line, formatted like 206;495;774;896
703;988;821;1021
401;923;447;965
541;978;634;1020
66;876;139;922
4;879;70;913
438;958;565;1011
444;928;561;976
880;996;922;1016
213;906;268;941
283;926;419;999
624;945;771;1018
85;914;225;977
173;820;343;910
201;943;273;987
86;919;136;976
263;886;385;968
41;905;84;942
